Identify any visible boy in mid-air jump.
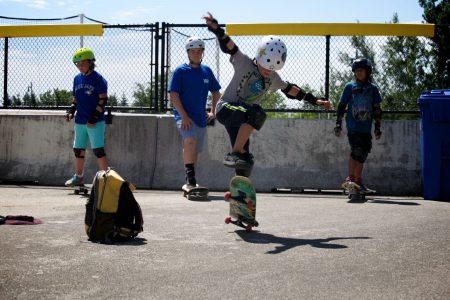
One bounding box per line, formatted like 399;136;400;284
203;12;331;177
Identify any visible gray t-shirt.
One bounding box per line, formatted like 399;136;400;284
216;49;287;112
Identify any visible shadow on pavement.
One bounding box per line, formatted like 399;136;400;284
236;231;371;254
368;199;421;206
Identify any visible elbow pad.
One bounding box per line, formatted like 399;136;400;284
281;82;317;104
219;35;238;55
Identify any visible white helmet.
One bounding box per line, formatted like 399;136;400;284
255;35;287;71
185;36;205;50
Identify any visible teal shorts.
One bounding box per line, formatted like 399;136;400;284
176;120;206;153
73;121;105;149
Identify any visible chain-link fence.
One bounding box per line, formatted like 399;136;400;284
1;16;433;118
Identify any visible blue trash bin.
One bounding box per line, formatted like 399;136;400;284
418;89;450;201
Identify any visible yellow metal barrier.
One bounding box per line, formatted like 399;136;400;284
226;23;435;37
0;24;103;38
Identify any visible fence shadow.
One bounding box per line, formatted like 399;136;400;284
236;231;371;254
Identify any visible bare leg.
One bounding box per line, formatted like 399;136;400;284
97;156;108;171
232;123;253;153
183;137;197;165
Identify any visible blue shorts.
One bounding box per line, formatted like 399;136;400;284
176;120;206;153
73;121;105;149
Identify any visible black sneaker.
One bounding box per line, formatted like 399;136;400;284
223;152;253;170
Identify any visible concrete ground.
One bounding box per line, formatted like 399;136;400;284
0;185;449;300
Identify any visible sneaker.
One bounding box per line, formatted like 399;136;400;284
359;183;375;194
341;177;354;191
182;183;196;191
65;174;84;187
223;152;253;169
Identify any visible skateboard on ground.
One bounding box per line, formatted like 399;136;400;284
182;184;209;201
344;182;375;203
224;176;258;232
74;185;90;196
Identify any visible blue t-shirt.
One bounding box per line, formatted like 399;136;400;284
72;70;108;124
339;81;382;134
168;63;221;127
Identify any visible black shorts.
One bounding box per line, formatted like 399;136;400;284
216;102;251;152
216;102;250;128
348;132;372;154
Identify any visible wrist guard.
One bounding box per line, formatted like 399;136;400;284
88;109;101;124
337;103;346;119
207;18;225;38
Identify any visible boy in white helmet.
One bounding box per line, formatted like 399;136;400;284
203;12;331;176
168;36;221;190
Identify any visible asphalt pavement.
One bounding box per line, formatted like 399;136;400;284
0;185;449;299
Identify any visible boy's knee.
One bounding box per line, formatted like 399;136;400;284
73;148;85;158
93;147;106;158
247;105;266;130
351;147;368;163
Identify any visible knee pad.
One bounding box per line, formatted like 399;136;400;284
73;148;85;158
351;147;368;163
247;105;267;131
93;147;106;158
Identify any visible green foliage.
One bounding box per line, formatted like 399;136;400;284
381;13;431;110
132;82;153;107
39;89;72;106
419;0;450;88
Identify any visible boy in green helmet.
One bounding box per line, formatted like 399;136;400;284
65;47;109;187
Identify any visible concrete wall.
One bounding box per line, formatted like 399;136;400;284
0;110;421;195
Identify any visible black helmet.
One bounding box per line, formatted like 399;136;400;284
352;58;373;75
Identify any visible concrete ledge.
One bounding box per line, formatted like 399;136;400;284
0;110;421;195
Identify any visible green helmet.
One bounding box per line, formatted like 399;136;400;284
72;47;95;63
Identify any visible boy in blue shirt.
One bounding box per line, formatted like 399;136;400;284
168;37;221;190
334;58;382;193
65;47;108;187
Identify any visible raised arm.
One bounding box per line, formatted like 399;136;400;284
203;12;239;56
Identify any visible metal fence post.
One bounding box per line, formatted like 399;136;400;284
160;22;166;112
325;35;330;101
3;37;8;108
154;22;160;112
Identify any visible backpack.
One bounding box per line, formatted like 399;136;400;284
84;168;143;243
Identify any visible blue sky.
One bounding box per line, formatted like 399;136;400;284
0;0;425;24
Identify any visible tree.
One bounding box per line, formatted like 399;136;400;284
132;82;153;107
419;0;450;88
120;93;128;106
39;89;72;106
108;93;119;106
328;32;378;110
381;13;430;110
22;83;38;106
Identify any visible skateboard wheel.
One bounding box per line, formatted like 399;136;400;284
245;224;252;232
224;216;231;224
224;191;231;201
74;189;79;195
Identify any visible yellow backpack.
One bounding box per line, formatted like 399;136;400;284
84;168;143;243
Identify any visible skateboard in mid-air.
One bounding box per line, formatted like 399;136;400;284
224;176;258;232
182;184;209;201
